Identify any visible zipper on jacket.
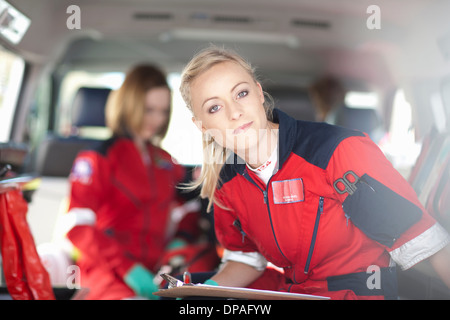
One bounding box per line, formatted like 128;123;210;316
242;170;291;266
344;213;350;226
304;196;324;274
141;150;156;263
233;219;247;243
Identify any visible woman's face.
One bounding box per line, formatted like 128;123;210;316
190;61;268;154
138;86;170;141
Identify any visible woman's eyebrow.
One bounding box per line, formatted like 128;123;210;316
231;81;248;93
201;81;249;109
202;96;218;109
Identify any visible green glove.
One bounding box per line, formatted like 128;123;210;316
204;279;218;286
124;264;159;299
166;238;187;250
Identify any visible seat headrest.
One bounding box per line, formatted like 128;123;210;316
335;106;380;133
71;87;111;127
267;87;316;121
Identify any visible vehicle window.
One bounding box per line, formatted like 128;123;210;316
380;89;421;177
441;76;450;129
26;75;51;152
345;91;378;109
162;73;203;166
0;46;25;142
430;91;447;133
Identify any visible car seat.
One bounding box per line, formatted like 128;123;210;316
35;87;111;177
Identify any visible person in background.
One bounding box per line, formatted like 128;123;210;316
308;76;346;123
178;46;450;299
65;64;194;299
309;76;384;143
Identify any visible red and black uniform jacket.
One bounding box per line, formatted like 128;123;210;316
67;137;186;278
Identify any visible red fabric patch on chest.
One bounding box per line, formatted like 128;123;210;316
271;178;305;204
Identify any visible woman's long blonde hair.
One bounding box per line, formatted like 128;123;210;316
180;45;274;211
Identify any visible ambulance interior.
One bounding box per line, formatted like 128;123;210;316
0;0;449;299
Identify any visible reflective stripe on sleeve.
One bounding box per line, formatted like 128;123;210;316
221;249;268;271
389;223;450;270
59;208;97;235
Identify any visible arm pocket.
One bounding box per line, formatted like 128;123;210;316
342;174;422;247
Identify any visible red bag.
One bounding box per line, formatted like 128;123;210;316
0;189;55;300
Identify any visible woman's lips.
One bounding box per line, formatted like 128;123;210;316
233;121;253;134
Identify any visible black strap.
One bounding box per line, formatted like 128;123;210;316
327;267;398;299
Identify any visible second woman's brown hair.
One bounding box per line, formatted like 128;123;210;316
106;64;171;145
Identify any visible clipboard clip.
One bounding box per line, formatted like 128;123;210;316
160;273;194;288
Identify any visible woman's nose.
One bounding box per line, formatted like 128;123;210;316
228;102;243;120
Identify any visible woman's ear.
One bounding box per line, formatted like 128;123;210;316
256;82;265;104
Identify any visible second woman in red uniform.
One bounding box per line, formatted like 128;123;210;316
66;64;188;299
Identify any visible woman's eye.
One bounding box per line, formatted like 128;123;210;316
209;105;221;113
237;90;248;99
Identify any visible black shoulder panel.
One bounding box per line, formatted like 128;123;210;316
292;121;365;170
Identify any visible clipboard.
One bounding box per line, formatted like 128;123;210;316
154;284;330;300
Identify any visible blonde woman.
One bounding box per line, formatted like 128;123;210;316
66;64;188;299
180;46;450;299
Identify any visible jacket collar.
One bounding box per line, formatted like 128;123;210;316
272;108;297;169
